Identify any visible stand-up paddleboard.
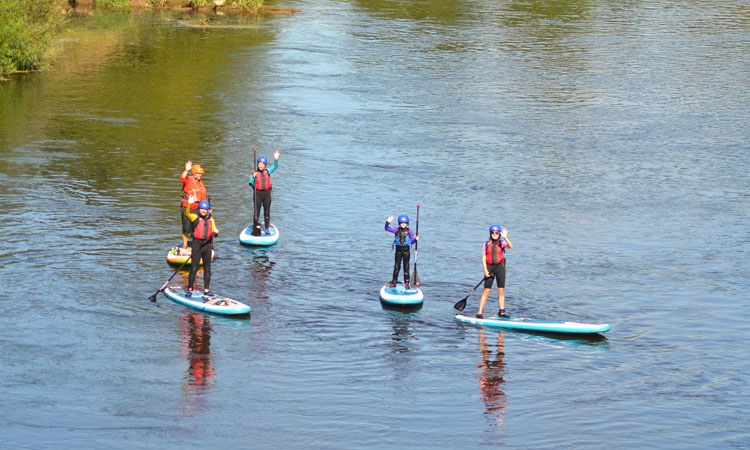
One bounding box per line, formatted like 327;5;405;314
455;313;610;335
379;282;424;308
239;224;279;246
163;285;251;316
166;246;215;266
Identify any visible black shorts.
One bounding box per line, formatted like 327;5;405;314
181;206;192;235
484;263;506;289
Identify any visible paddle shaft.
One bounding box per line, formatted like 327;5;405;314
250;147;261;236
412;204;420;286
453;277;487;311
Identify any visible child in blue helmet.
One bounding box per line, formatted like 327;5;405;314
185;198;219;298
249;150;281;234
385;214;419;288
476;224;513;318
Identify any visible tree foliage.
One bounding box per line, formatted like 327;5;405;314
0;0;67;78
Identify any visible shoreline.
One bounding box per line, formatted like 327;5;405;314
63;1;299;16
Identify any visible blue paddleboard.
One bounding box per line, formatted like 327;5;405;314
455;313;610;334
164;285;251;316
239;224;279;246
379;283;424;307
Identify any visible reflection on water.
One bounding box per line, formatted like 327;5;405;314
384;310;420;382
387;310;419;353
180;313;214;415
246;247;276;300
477;329;506;429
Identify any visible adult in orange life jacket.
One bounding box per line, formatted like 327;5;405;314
180;161;208;250
184;199;219;297
248;150;280;233
476;224;514;319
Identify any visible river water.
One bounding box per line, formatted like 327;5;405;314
1;1;748;448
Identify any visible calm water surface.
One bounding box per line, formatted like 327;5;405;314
1;1;749;448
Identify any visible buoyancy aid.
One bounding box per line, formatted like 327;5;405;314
394;227;412;247
192;214;215;240
484;239;506;264
253;170;272;191
181;177;207;208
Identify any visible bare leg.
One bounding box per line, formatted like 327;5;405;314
477;288;491;316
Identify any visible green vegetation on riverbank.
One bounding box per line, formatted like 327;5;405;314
0;0;67;79
0;0;283;80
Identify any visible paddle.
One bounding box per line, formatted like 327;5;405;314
251;147;261;236
148;240;211;302
412;204;420;287
453;277;487;312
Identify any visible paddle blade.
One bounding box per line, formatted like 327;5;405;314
148;291;159;302
454;297;467;311
412;268;420;287
252;222;262;236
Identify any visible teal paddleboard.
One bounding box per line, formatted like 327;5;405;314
164;285;251;316
379;283;424;306
239;223;279;246
455;313;610;334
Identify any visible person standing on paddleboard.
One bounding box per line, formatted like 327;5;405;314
385;214;419;288
249;150;281;234
185;198;219;298
180;161;208;252
476;224;513;319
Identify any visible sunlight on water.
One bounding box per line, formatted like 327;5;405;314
1;1;749;448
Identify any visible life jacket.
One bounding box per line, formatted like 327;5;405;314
253;170;272;191
192;214;215;240
484;239;506;264
181;177;207;208
394;227;412;247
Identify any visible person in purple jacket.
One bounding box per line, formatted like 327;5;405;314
384;214;419;288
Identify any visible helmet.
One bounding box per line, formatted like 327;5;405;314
398;214;409;224
198;200;210;210
489;224;502;234
257;156;268;165
192;164;204;174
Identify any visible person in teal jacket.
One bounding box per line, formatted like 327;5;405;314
249;150;280;234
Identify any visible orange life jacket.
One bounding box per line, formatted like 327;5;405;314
181;176;207;208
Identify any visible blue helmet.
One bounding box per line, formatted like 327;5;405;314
398;214;409;224
489;224;502;234
257;156;268;165
199;200;210;210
